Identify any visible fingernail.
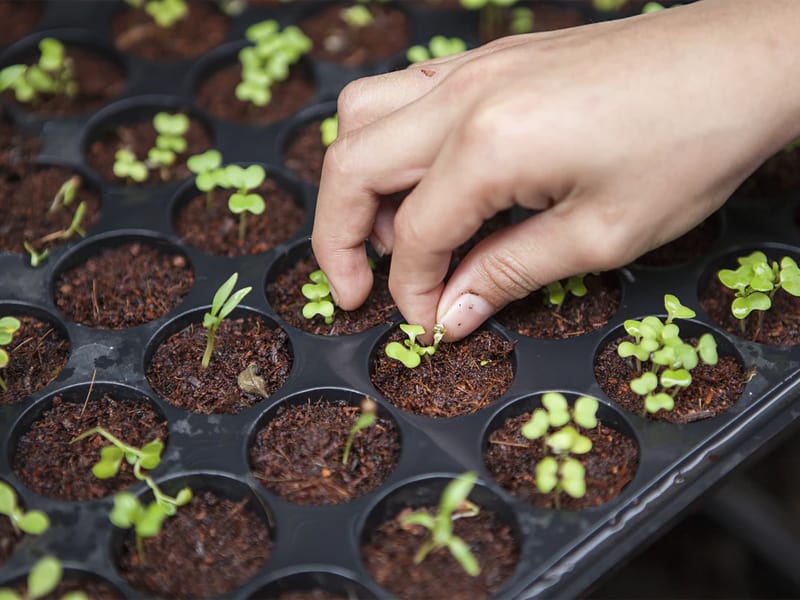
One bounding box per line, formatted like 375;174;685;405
437;293;496;339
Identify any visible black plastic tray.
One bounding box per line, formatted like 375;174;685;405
2;1;800;598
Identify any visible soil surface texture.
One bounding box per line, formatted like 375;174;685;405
634;217;719;267
13;393;167;501
54;241;193;328
362;507;519;600
267;255;395;335
7;578;122;600
0;1;41;46
595;337;747;423
147;316;292;415
175;178;304;256
485;414;639;509
371;329;515;417
736;147;800;198
113;1;228;60
496;272;620;339
250;399;400;504
119;490;271;599
0;315;69;405
0;509;23;566
283;117;327;185
0;116;38;169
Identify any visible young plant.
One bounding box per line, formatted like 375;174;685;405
0;38;76;105
543;274;593;312
223;164;266;242
0;480;50;535
113;149;149;184
49;175;81;213
301;269;335;325
320;114;338;147
38;201;87;244
342;397;378;465
341;4;374;28
202;272;252;368
385;323;445;369
406;36;467;64
0;556;87;600
23;242;50;268
401;471;481;576
187;149;224;207
0;316;21;393
592;0;627;11
125;0;188;28
147;112;189;181
617;294;719;415
717;251;800;334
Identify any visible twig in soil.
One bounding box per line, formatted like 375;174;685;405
79;368;97;417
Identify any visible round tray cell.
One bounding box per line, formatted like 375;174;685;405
698;245;800;346
266;239;396;336
173;163;305;257
280;103;336;187
249;571;377;600
0;113;39;168
11;383;168;502
0;1;42;46
0;565;124;599
248;389;400;505
0;162;102;257
83;100;214;186
52;235;194;329
0;32;126;118
0;479;26;567
146;307;293;415
495;271;622;340
112;473;273;600
112;0;230;61
359;475;521;600
193;42;316;124
594;318;748;424
483;392;640;510
633;210;724;268
370;324;516;418
300;2;411;67
0;304;70;406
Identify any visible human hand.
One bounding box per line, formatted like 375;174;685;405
312;0;800;341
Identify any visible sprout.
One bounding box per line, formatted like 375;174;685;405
384;323;444;369
38;201;87;245
109;489;192;560
401;472;481;577
113;149;149;183
0;38;76;105
144;0;188;27
202;272;252;369
23;242;50;268
187;149;224;207
0;316;21;393
0;480;50;535
509;7;534;34
786;138;800;152
340;4;374;28
320;114;339;147
147;112;189;180
342;397;378;465
592;0;627;11
543;274;593;312
49;175;81;213
301;269;335;325
0;556;84;600
406;36;467;63
224;164;266;242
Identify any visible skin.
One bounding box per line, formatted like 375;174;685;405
312;0;800;341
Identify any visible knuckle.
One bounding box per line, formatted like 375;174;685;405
392;204;428;250
475;252;541;302
336;79;370;126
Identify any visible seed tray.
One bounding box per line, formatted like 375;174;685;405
1;1;799;598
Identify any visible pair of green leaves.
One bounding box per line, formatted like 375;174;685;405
341;4;373;27
536;456;586;499
226;164;266;217
406;36;467;64
202;272;252;368
110;487;192;540
187;149;224;193
302;269;335;324
717;252;800;320
113;149;149;182
142;0;188;28
543;274;590;310
148;112;189;167
0;481;50;536
0;317;21;392
72;427;165;480
320;115;339;147
521;392;598;440
0;38;75;104
385;324;443;369
0;557;86;600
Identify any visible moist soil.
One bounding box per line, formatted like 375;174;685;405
699;276;800;346
174;180;304;256
0;165;101;255
496;273;620;339
147;316;292;415
485;415;639;509
0;1;41;46
371;329;515;418
118;490;272;600
86;116;211;184
302;3;410;67
595;337;748;424
0;514;22;567
112;1;228;60
634;217;719;267
735;147;800;198
267;255;395;335
7;578;122;600
12;393;167;501
283;117;326;186
0;115;38;169
54;241;193;329
0;315;69;405
249;399;400;505
362;507;519;600
196;61;315;124
2;48;124;117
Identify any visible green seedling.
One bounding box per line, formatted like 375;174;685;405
401;472;481;576
49;175;81;213
717;251;800;335
786;138;800;152
0;556;87;600
0;38;76;105
187;149;224;207
148;112;189;181
543;274;593;312
109;489;192;560
113;149;149;183
509;7;534;34
642;2;681;12
224;164;266;242
320;114;338;147
460;0;522;42
23;242;50;268
202;272;252;368
0;480;50;535
592;0;627;11
406;36;467;63
0;316;21;393
302;269;335;324
125;0;188;28
385;323;445;369
341;4;373;28
342;396;378;465
39;201;87;244
617;294;719;415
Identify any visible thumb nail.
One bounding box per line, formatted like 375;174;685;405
437;293;496;340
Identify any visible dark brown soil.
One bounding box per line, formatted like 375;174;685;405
54;241;194;329
113;1;228;60
302;3;410;67
485;415;638;509
496;273;620;339
595;337;747;423
147;316;292;415
0;115;38;169
249;399;400;504
174;179;304;256
362;507;519;600
0;315;69;405
86;115;212;185
118;491;271;600
0;1;41;46
450;212;512;268
735;147;800;198
267;255;395;335
196;61;315;124
12;393;167;501
283;117;326;186
371;329;515;417
2;47;124;117
700;271;800;346
0;507;23;566
0;165;101;255
634;217;719;267
8;577;122;600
